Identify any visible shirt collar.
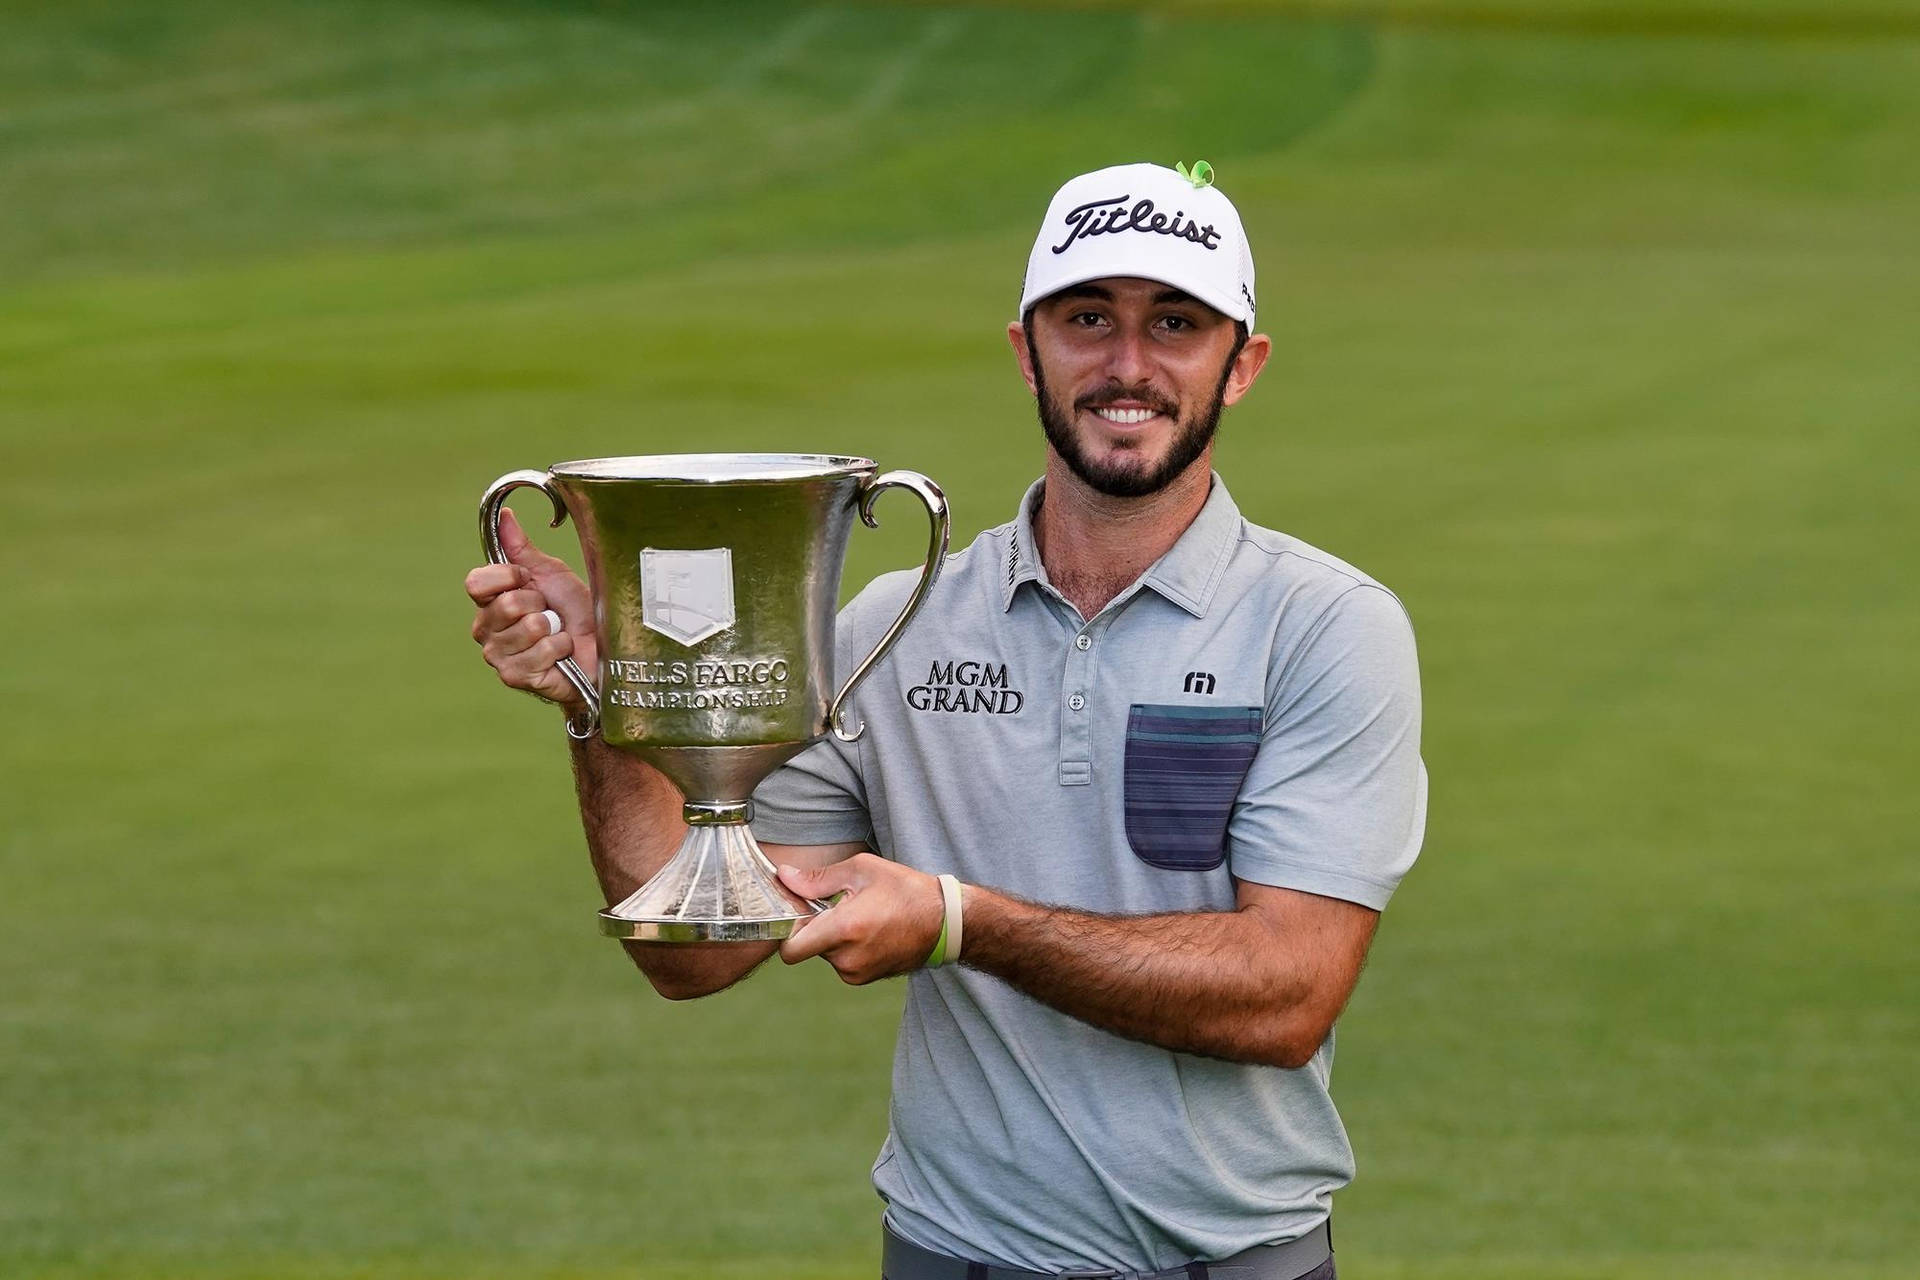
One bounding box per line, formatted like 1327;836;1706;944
1000;477;1049;610
999;473;1242;618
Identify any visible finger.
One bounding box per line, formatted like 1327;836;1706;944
500;507;571;573
779;885;849;931
500;630;572;667
779;901;851;965
470;582;541;644
492;632;577;696
488;608;562;660
464;562;530;606
778;859;869;901
478;587;549;636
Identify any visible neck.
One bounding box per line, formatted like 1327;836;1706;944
1033;452;1213;620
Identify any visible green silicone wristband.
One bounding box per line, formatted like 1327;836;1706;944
926;917;949;969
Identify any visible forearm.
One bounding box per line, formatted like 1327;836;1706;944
567;734;775;998
960;888;1327;1068
567;734;683;898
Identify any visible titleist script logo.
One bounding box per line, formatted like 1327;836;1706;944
1052;196;1222;256
906;660;1025;715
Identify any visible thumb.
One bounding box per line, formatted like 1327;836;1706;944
779;861;859;900
499;506;563;571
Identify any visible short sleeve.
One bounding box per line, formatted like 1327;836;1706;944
1227;583;1427;909
748;596;876;849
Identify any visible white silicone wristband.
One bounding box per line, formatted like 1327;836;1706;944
937;874;964;965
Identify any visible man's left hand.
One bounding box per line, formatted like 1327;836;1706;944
776;855;944;984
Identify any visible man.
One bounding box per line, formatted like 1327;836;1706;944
465;161;1426;1280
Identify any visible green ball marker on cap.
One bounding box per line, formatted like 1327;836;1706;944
1173;159;1215;188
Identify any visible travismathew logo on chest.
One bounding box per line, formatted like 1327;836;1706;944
907;659;1025;714
1052;195;1222;255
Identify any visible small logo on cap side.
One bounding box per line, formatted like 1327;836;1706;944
1051;196;1222;256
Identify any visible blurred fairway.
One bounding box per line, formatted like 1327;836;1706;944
3;1;1916;1277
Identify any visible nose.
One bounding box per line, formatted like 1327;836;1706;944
1102;327;1154;386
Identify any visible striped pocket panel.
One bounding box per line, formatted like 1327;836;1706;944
1122;704;1263;871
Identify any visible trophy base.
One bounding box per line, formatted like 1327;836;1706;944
597;814;815;944
596;911;801;943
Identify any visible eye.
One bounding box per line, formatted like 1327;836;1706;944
1157;313;1194;334
1070;310;1108;329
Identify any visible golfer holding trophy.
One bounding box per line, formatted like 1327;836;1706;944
464;162;1424;1280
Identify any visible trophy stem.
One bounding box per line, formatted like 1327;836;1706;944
597;807;813;942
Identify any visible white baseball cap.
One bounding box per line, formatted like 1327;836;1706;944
1019;161;1257;328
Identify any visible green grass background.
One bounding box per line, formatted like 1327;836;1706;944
2;0;1915;1276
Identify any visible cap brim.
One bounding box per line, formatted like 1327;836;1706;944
1020;257;1250;327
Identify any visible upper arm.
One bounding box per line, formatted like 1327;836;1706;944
749;597;884;851
1228;583;1426;910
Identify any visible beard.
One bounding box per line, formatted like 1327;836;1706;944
1028;320;1245;499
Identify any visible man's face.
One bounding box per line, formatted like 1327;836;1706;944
1013;277;1267;499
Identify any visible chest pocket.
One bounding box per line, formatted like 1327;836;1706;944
1122;704;1264;871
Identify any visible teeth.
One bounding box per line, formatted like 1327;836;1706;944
1093;406;1159;424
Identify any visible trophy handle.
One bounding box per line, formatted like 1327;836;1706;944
829;470;950;743
479;469;602;741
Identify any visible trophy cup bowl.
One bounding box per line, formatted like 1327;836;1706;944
479;454;948;942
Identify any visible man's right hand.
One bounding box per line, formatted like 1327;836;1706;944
465;506;598;710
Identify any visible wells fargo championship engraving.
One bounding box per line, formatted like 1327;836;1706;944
604;657;795;710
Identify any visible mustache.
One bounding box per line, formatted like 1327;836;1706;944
1074;383;1178;417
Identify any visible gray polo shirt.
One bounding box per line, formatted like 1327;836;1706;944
751;475;1426;1272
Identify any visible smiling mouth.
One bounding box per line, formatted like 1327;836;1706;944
1087;405;1168;426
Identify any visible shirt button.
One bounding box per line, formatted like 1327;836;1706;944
1075;634;1092;651
1068;693;1086;711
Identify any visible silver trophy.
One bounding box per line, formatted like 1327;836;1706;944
479;455;948;942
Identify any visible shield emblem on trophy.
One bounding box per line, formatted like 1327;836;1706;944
640;547;736;646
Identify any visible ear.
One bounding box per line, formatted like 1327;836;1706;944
1007;320;1039;397
1221;332;1272;408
